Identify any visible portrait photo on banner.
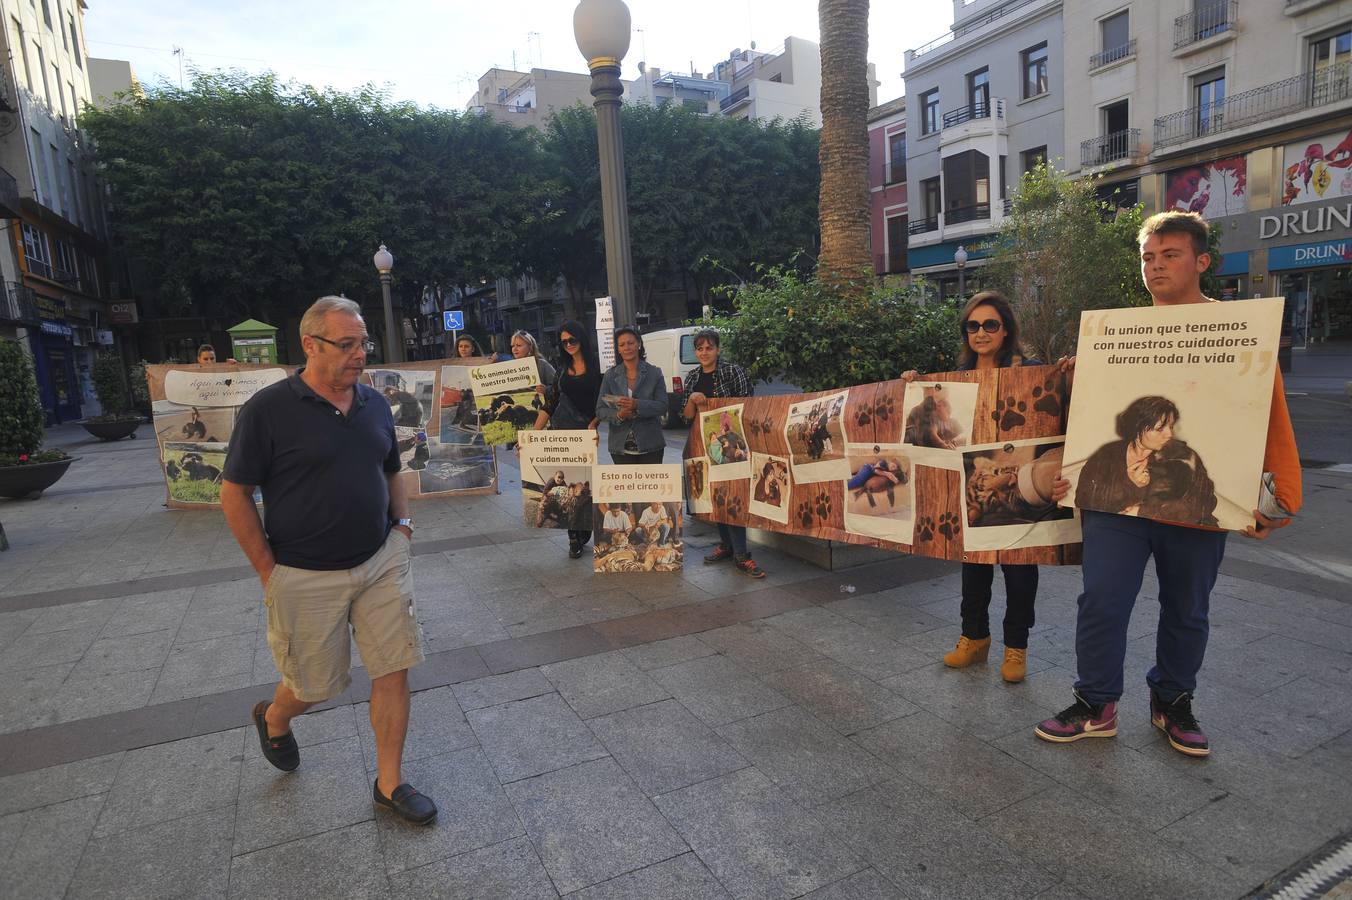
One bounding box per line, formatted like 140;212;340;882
842;443;914;543
592;464;684;573
748;451;791;524
700;403;751;481
901;380;978;466
686;456;713;514
1060;298;1285;531
519;430;597;531
961;439;1078;551
784;390;849;483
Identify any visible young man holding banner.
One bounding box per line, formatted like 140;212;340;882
1036;211;1303;757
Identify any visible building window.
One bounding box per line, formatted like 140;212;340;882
886;215;908;273
967;67;990;116
920;89;939;135
53;62;65;120
22;223;52;279
11;18;32;93
999;154;1007;201
56;0;66;48
40;0;51;29
1193;67;1225;136
69;13;80;66
1099;11;1130;65
1310;26;1352;105
888;133;906;184
1022;146;1048;174
35;42;49;107
769;73;782;83
942;149;991;222
1022;42;1048;99
922;177;941;220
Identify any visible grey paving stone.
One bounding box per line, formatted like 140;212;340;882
0;623;101;672
233;734;373;855
174;591;262;644
69;628;175;679
376;746;524;875
570;851;730;899
1305;728;1352;784
653;767;865;900
1201;676;1352;758
0;751;122;816
452;668;554;711
0;662;73;735
354;685;477;769
388;835;558;899
802;868;905;899
505;757;688;895
758;659;919;736
94;728;244;838
229;820;389;899
587;698;748;796
149;632;255;704
981;786;1242;900
46;666;161;728
879;661;1060;743
96;589;192;639
647;654;791;727
243;704;358;760
541;651;671;720
853;712;1052;819
67;806;233;900
468;693;608;783
715;706;891;807
1031;884;1091;900
696;621;825;675
25;597;120;635
823;593;957;642
816;776;1056;900
0;809;24;862
619;634;718;671
761;607;932;679
0;794;104;900
1156;792;1327;889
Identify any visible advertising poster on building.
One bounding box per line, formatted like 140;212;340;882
592;464;684;573
1283;127;1352;206
1166;156;1248;217
469;357;543;446
146;360;496;508
685;368;1081;564
1060;298;1284;531
519;429;597;530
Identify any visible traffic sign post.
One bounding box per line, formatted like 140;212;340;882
443;310;464;331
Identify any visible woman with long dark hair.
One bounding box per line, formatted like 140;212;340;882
535;321;602;558
596;326;668;465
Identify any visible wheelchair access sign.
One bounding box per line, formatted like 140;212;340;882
443;310;464;331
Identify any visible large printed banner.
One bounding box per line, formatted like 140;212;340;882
469;357;543;446
1061;297;1284;532
593;464;684;573
519;429;598;530
147;359;497;509
686;365;1081;565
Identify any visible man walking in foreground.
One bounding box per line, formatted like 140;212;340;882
221;296;435;824
1036;211;1303;757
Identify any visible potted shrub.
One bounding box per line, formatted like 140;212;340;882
0;338;76;499
79;351;142;440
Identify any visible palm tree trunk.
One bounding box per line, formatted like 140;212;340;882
817;0;872;288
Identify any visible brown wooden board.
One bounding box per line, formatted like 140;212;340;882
685;366;1080;565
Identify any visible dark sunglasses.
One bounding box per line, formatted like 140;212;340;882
560;336;580;347
963;319;1003;334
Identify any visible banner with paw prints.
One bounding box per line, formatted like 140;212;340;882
684;365;1082;565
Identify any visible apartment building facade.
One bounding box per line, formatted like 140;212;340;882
714;37;878;126
0;0;112;422
903;0;1064;294
868;96;908;276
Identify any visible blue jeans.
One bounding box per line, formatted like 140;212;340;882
1073;510;1227;706
717;523;748;557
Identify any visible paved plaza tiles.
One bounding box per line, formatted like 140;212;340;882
0;426;1349;898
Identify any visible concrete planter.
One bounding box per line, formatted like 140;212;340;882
78;418;141;441
0;456;78;499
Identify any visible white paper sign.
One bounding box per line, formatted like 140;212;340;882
163;368;287;407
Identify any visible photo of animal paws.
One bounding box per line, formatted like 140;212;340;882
854;405;872;427
873;395;895;422
726;497;745;520
1031;379;1062;418
713;487;728;509
938;511;961;540
797;501;815;528
916;515;936;542
992;396;1027;431
747;416;774;437
814;492;833;522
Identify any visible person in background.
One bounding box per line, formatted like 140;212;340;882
902;290;1041;682
683;328;765;579
535;321;602;559
197;345;217;364
511;330;556;394
596;326;668;465
456;336;484;358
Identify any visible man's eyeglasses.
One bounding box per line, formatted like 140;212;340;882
311;335;376;354
963;319;1003;334
560;337;580;347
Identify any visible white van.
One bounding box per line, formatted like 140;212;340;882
640;325;712;428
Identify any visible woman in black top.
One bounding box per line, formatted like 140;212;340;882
535;320;602;558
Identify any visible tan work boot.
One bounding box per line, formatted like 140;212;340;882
1001;647;1028;683
943;635;991;668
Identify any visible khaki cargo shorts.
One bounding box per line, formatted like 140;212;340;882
263;530;425;702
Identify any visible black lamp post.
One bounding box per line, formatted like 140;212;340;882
373;244;401;363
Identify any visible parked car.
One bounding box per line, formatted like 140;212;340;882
639;325;717;428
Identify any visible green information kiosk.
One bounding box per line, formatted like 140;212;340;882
227;318;280;365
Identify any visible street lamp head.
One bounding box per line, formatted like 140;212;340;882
954;245;968;269
373;244;394;274
573;0;631;71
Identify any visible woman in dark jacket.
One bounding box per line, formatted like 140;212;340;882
596;327;668;464
535;321;602;558
904;290;1043;683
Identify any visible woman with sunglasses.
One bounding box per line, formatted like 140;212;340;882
904;290;1042;683
535;322;601;558
596;326;668;465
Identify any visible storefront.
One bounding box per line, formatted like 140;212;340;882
906;238;995;298
28;292;83;424
1268;239;1352;348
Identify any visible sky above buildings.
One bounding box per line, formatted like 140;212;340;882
83;0;953;109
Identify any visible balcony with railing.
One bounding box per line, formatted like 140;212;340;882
1174;1;1237;51
945;203;991;226
720;86;751;111
1081;128;1142;167
908;215;939;236
1154;63;1351;150
2;282;38;324
1090;39;1136;71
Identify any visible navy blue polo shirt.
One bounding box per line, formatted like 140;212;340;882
223;371;402;570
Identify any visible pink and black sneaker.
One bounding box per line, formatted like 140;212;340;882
1151;692;1210;757
1034;691;1118;744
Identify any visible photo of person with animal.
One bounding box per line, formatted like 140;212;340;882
163;441;228;504
699;403;751;482
784;391;848;483
963;443;1071;529
593;501;684;573
686;457;712;514
901;383;973;450
748;452;791;525
155;405;232;450
842;444;914;543
523;466;593;531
